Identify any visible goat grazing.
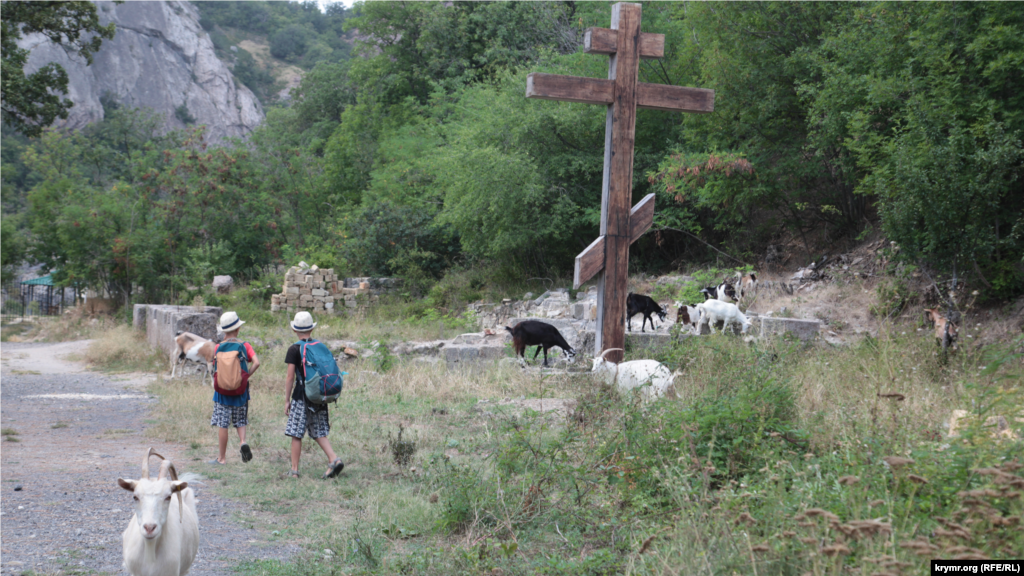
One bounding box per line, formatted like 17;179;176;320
118;448;200;576
923;308;959;351
505;320;576;367
169;331;216;386
626;293;667;333
674;301;700;335
696;299;752;335
735;271;758;300
699;282;737;303
591;348;676;402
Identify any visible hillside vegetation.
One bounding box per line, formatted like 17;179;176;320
3;2;1022;308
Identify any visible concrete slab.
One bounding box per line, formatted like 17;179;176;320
760;317;820;341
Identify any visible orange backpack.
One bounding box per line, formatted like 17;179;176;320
213;341;250;396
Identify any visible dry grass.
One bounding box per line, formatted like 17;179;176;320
84;324;166;372
22;306;122;342
144;355;582;568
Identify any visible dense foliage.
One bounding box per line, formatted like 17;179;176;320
2;1;1023;303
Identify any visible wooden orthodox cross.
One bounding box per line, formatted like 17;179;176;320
526;2;714;363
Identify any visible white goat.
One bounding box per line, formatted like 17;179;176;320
118;448;199;576
591;349;676;402
696;300;752;335
169;331;216;386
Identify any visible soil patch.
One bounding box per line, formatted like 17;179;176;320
0;341;298;575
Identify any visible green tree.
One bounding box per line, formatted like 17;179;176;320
1;1;116;136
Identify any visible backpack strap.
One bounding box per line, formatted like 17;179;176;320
299;340;312;380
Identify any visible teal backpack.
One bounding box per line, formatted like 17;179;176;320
298;340;345;405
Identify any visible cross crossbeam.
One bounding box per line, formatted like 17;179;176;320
526;74;715;113
525;3;714;363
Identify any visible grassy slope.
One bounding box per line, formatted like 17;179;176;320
81;281;1019;576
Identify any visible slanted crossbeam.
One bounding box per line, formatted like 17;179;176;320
525;2;715;363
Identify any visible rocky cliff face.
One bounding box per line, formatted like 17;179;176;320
20;1;263;143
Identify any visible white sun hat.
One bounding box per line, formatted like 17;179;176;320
218;311;245;332
290;311;317;332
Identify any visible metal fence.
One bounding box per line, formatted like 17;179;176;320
0;280;75;323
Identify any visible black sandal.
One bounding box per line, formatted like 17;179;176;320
324;458;345;479
240;443;253;463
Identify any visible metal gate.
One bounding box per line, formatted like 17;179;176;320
1;275;74;323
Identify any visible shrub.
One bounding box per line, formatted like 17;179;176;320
270;24;309;61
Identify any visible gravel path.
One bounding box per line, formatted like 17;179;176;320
1;341;298;575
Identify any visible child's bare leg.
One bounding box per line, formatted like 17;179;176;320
315;437;338;472
216;427;229;463
237;425;247;444
290;437;302;472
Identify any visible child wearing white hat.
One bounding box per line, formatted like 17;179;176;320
209;311;260;464
283;311;344;479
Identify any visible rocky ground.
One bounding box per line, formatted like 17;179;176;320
0;341;298;576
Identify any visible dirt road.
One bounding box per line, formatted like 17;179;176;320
0;341;297;575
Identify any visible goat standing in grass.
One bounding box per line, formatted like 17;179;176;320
505;320;576;367
699;282;737;303
735;271;758;300
169;332;216;386
696;299;752;335
118;448;200;576
674;302;700;335
626;293;667;333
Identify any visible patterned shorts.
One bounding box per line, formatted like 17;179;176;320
284;398;330;439
210;403;248;429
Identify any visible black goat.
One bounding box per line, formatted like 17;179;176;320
626;293;667;333
505;320;576;367
699;282;737;302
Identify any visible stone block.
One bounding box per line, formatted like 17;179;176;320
572;303;584;320
271;304;281;312
325;302;334;310
286;286;300;295
300;288;312;296
478;346;506;361
132;304;147;331
345;299;357;308
444;345;479;365
285;273;295;282
324;296;333;303
212;275;233;294
760;317;820;341
626;331;673;353
312;288;328;297
271;294;280;305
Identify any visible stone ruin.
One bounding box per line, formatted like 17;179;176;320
269;263;400;314
271;262;370;313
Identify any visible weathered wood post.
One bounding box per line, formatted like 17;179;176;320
526;2;715;363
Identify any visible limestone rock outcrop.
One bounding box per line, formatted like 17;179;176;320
20;1;263;142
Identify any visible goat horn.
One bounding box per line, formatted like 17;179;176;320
157;459;178;481
155;456;185;523
599;348;624;360
142;447;164;479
